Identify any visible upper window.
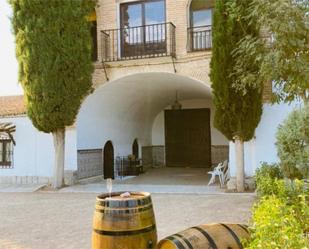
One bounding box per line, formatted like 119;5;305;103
0;135;13;168
121;0;165;29
120;0;166;57
190;0;213;28
188;0;214;51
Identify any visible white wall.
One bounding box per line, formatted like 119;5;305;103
65;128;78;170
229;102;299;177
76;88;153;157
152;99;229;146
0;116;77;178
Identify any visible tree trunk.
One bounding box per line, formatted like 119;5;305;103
52;128;65;189
235;136;245;192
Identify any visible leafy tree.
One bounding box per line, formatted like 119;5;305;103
10;0;95;188
276;104;309;179
232;0;309;103
210;0;263;192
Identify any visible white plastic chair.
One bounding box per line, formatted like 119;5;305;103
208;160;228;187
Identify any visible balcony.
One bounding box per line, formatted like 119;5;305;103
187;25;212;52
101;22;176;62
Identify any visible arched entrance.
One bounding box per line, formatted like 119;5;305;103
77;72;229;180
132;139;139;159
103;141;114;179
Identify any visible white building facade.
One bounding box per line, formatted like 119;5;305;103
0;0;297;188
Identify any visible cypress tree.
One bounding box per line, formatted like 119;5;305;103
210;0;263;191
10;0;95;188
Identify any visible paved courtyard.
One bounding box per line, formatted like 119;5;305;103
61;167;226;194
0;192;255;249
116;167;213;185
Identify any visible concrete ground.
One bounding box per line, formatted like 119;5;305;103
61;167;226;194
0;184;46;193
0;192;255;249
116;167;213;185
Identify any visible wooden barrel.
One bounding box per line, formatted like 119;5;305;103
157;223;249;249
92;191;157;249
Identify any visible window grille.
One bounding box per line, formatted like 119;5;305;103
0;134;13;168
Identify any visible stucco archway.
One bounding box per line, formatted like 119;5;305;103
76;72;228;177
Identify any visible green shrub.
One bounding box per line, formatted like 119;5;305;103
256;167;309;230
256;162;283;180
281;180;309;234
255;162;283;197
251;163;309;247
245;195;309;249
276;104;309;180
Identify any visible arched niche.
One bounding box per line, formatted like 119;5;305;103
103;140;114;179
132;138;139;159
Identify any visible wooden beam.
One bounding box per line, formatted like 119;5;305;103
0;122;16;145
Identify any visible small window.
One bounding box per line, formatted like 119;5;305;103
0;136;13;168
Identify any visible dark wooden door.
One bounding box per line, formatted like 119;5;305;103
165;109;211;168
104;141;114;179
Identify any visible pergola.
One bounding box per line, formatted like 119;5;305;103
0;122;16;145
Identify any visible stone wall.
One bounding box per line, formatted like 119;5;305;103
142;145;229;168
77;149;103;179
142;146;165;167
92;53;212;89
0;176;52;184
0;170;76;185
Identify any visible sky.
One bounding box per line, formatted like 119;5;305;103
0;0;23;96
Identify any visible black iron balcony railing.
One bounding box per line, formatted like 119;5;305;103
187;25;212;52
101;22;176;62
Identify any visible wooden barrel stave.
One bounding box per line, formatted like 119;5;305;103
93;205;155;230
92;230;156;249
157;223;249;249
92;191;157;249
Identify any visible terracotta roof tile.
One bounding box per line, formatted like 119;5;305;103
0;95;26;117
